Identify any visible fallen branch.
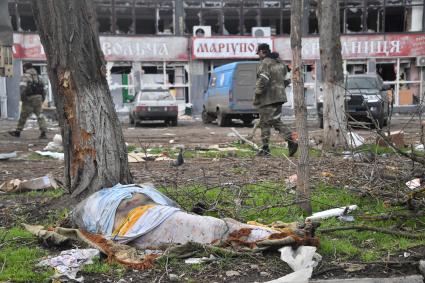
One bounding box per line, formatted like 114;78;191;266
230;127;259;150
318;225;424;239
256;236;296;247
358;211;425;221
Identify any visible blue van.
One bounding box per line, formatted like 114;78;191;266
202;61;259;127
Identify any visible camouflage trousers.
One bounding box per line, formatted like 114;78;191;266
17;95;47;132
258;103;292;146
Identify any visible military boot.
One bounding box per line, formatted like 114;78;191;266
257;145;271;156
8;130;21;137
39;131;47;139
287;139;298;157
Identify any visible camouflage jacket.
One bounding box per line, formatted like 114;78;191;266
19;67;45;101
253;57;287;108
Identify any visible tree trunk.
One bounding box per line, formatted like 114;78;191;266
291;0;312;215
318;0;348;150
32;0;132;199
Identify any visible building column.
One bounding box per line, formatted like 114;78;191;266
189;60;208;114
174;0;184;35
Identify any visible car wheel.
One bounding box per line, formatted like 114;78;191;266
202;109;212;124
242;117;253;126
217;110;228;127
171;117;178;126
129;115;135;126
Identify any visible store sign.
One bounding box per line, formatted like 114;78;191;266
13;34;189;61
275;34;425;60
192;37;274;59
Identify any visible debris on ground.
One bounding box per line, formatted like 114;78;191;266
265;246;321;283
347;132;365;148
376;130;405;148
43;134;63;152
0;151;17;160
35;150;65;160
306;205;358;221
0;174;59;193
37;248;100;282
184;255;217;264
127;152;172;163
406;178;421;190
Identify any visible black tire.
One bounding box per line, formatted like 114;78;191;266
129;115;134;126
217;110;228;127
170;117;178;126
202;109;212;124
242;117;253;126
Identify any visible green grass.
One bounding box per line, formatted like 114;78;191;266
82;258;125;277
27;152;55;160
0;227;54;282
159;182;425;262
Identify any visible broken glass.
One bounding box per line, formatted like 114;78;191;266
367;6;384;32
244;9;260;34
243;0;260;8
203;0;222;8
183;0;201;8
262;1;281;8
224;9;240;35
184;8;201;34
202;9;222;34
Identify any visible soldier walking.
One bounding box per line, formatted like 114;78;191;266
9;62;47;139
254;43;298;156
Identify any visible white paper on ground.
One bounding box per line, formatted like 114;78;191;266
35;151;64;160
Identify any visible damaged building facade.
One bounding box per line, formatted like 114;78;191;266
3;0;425;119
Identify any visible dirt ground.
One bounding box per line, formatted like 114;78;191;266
0;115;424;282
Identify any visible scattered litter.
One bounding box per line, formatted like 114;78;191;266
162;133;175;136
415;144;424;151
169;139;175;144
347;132;364;148
0;151;17;160
168;274;179;282
376;131;405;148
128;152;172;163
37;248;100;282
209;132;215;135
44;134;63;152
406;178;421;190
230;127;259;150
0;174;59;193
23;223;70;246
260;271;271;277
306;205;358;221
341;263;365;272
285;174;297;189
184;255;217;264
404;252;411;258
338;215;355;222
35;150;64;160
265;246;321;283
227;132;237;137
225;270;240;277
321;172;334;177
419;260;425;277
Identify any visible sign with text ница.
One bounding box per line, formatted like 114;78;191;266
192;37;274;59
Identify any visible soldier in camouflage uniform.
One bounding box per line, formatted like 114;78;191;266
9;62;47;139
254;43;298;156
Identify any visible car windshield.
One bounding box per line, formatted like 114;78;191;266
346;77;380;90
137;91;174;101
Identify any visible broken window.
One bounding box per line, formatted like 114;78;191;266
262;1;281;8
17;1;36;32
135;6;156;34
345;2;364;32
405;2;423;31
366;6;384;32
96;5;113;33
281;10;291;34
244;9;260;34
183;0;201;8
158;8;174;34
243;0;260;8
308;9;319;34
223;0;240;8
134;0;157;8
384;6;405;31
8;1;18;31
115;5;133;34
202;0;222;8
202;9;222;34
385;0;403;5
224;9;240;35
260;9;281;35
184;8;201;34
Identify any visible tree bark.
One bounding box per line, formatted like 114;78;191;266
291;0;312;215
318;0;348;150
32;0;132;199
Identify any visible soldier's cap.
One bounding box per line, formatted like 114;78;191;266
23;62;33;70
256;43;271;54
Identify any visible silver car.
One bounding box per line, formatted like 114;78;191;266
129;89;178;126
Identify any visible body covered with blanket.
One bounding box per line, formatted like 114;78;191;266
71;184;317;249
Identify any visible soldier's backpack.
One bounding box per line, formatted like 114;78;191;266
28;75;45;98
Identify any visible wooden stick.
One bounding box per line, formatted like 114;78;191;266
230;127;259;150
256;236;296;247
